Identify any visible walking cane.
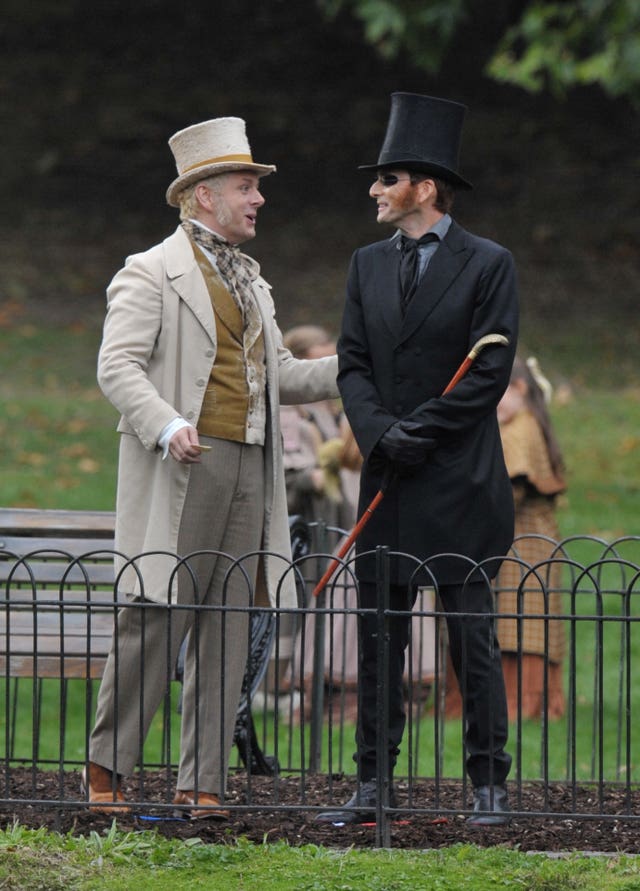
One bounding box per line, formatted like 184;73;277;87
312;333;509;597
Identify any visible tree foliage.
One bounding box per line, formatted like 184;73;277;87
318;0;640;103
318;0;468;73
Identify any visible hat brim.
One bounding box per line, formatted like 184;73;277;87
166;161;276;207
358;160;472;191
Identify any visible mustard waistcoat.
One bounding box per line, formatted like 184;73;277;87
191;244;265;443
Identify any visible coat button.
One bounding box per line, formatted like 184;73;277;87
205;349;214;358
196;378;206;387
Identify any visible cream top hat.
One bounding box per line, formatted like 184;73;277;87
166;117;276;207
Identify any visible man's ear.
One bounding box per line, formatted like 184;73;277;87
417;178;437;206
194;182;213;212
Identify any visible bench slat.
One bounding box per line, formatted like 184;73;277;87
0;537;116;557
0;655;108;679
1;612;115;631
0;508;115;536
1;564;116;587
0;637;113;656
2;596;117;613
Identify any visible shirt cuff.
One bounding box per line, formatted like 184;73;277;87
158;417;193;459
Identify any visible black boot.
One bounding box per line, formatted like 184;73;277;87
467;784;510;826
315;779;398;824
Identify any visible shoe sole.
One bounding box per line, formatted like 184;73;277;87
173;807;229;821
467;815;511;826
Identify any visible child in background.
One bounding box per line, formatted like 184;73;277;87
495;356;567;721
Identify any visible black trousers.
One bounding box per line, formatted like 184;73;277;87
355;581;512;787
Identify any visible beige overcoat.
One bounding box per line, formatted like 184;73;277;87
98;226;338;607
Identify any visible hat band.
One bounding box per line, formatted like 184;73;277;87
182;153;255;174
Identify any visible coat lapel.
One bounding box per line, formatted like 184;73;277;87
163;227;217;344
376;237;404;338
399;221;474;344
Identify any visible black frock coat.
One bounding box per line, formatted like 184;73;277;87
337;219;519;586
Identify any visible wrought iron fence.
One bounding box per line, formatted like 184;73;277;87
2;522;640;840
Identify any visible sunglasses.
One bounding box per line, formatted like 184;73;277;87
375;174;413;187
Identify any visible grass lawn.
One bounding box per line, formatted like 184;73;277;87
3;825;640;891
0;323;118;511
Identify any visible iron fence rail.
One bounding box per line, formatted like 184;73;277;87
2;525;640;838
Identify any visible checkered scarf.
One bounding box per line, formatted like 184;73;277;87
181;219;259;317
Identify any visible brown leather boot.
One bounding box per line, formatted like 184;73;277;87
81;762;130;814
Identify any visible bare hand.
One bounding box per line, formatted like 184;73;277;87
168;426;205;464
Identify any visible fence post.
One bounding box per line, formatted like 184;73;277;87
374;545;391;848
309;521;327;774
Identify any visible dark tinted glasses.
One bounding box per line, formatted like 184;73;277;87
375;173;413;187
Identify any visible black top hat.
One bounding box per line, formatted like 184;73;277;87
359;92;472;190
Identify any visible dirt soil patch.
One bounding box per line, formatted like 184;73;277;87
3;769;640;852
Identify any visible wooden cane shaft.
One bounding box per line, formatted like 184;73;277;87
442;356;472;394
311;489;384;597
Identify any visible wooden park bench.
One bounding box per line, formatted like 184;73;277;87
0;506;310;774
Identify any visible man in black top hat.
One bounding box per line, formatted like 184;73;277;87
316;93;518;826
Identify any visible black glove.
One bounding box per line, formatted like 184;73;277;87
377;421;436;466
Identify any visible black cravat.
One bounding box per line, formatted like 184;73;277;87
399;232;439;313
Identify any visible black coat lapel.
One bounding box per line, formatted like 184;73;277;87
400;222;473;343
376;237;403;338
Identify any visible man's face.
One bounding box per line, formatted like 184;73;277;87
205;172;265;245
369;169;424;229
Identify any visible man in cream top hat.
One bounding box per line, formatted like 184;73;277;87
85;117;338;818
